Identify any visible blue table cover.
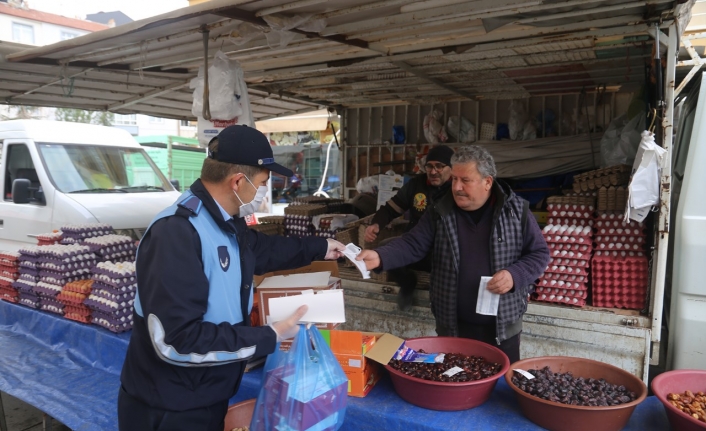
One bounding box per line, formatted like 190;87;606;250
0;301;671;431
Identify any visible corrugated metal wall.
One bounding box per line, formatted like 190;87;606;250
342;92;634;197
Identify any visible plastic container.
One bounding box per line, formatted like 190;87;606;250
651;370;706;431
505;356;647;431
384;337;510;411
223;398;256;431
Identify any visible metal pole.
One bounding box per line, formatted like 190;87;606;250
0;392;8;431
649;21;677;367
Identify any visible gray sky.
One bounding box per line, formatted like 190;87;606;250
29;0;189;21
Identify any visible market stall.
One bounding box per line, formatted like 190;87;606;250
1;0;704;430
0;300;671;431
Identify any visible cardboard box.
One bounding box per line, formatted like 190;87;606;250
328;330;388;397
256;261;341;330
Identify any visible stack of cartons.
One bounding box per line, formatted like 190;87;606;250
327;330;382;397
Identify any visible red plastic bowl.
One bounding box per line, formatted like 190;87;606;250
505;356;647;431
651;369;706;431
384;337;510;411
223;398;255;431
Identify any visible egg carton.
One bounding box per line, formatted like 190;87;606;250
57;290;89;305
535;283;588;296
538;276;588;287
64;303;91;317
39;268;92;281
1;269;19;280
18;295;39;309
548;257;590;268
34;281;63;297
594;218;644;229
550;249;591;261
64;279;94;295
533;293;586;307
37;244;93;259
542;267;589;278
0;275;16;287
92;315;132;333
0;251;20;261
594;226;644;236
18;246;41;257
91;281;136;296
594;250;646;258
595;242;645;252
546;209;594;219
65;313;92;324
19;260;37;270
0;285;18;302
546;196;596;207
39;259;97;272
60;223;113;238
284;204;327;217
92;272;136;289
18;266;40;278
547;243;592;253
91;288;135;303
594;235;646;245
547;218;594;227
84;295;133;314
535;287;588;299
39;303;65;315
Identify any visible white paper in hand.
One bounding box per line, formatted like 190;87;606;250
476;276;500;316
341;243;370;279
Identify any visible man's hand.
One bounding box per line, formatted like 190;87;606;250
356;250;381;271
364;224;380;242
486;270;514;294
270;305;308;342
325;238;345;260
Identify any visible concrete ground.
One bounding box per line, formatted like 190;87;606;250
0;392;70;431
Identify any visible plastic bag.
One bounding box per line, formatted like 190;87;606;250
423;110;448;144
624;131;666;223
190;50;243;120
356;175;379;194
447;116;476;143
508;100;528;141
251;325;348;431
600;114;645;167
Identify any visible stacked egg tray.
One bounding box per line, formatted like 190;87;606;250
84;261;136;333
60;223;114;245
314;216;339;240
34;244;97;316
36;232;63;246
58;279;94;323
290;197;344;213
284;204;328;238
534;224;593;307
572;165;631;193
249;223;283;236
13;246;42;309
591;213;648;310
597;186;628;212
0;251;21;303
83;235;136;263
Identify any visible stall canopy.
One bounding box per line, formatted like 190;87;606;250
0;0;696;121
255;109;330;133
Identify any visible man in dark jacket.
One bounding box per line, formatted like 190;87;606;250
357;145;549;362
118;125;345;431
364;145;453;310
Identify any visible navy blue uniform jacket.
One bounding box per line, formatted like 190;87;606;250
120;179;327;411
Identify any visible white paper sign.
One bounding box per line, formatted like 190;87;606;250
476;276;499;316
443;366;465;377
378;174;403;191
513;369;535;380
268;289;345;324
376;189;398;210
342;243;370;279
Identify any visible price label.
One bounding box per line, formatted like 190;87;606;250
513;369;535;380
443;366;464;377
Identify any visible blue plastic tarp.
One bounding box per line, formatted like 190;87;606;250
0;300;671;431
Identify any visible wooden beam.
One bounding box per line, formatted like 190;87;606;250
108;80;192;110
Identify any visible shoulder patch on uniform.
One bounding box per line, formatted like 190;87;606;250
177;195;202;216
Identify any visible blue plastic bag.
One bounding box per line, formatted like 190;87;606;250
251;325;348;431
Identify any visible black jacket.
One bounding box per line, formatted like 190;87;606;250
120;179;327;411
371;173;451;231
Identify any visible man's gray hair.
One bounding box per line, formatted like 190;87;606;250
450;145;497;178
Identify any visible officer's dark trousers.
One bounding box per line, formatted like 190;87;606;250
118;386;228;431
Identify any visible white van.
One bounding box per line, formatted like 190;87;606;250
0;120;182;251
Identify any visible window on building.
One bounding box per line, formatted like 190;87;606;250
180;120;193;127
148;116;164;124
12;22;35;45
113;114;137;126
60;31;78;41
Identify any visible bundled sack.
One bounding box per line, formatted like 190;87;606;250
423;109;448;144
447;115;476;143
251;325;348;431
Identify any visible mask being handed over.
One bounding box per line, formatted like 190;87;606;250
234;176;267;218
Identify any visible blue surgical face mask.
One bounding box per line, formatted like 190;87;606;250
233;176;267;218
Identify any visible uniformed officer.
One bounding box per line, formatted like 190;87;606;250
118;125;345;431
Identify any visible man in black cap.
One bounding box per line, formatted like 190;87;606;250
364;145;454;310
118;125;345;431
